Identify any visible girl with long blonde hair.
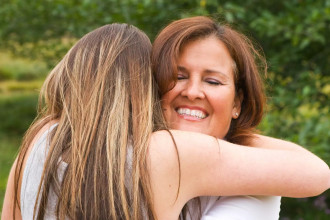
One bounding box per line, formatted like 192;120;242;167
3;23;162;219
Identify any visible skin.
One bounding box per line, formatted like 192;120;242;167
161;36;242;139
149;130;329;219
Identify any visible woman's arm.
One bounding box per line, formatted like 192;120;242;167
196;135;299;220
250;134;314;152
148;130;330;219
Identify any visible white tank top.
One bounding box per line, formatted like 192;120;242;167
20;124;66;219
184;195;281;219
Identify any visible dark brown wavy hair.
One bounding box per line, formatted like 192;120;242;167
152;16;267;146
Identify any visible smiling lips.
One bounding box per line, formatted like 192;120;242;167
176;107;207;120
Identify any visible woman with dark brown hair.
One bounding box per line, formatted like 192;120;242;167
1;21;329;220
152;16;329;219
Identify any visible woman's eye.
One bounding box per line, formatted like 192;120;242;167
177;74;187;80
205;79;222;85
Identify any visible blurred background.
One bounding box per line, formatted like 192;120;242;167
0;0;329;218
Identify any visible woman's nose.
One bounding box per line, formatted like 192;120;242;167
181;80;205;100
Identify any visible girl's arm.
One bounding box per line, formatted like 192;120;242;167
250;134;314;152
149;130;330;219
197;135;300;220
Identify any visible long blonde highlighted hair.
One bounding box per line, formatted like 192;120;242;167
14;23;164;219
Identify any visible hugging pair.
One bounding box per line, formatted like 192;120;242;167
3;16;329;220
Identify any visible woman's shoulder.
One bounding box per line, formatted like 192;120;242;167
148;130;217;218
22;120;59;163
24;120;59;162
31;120;59;145
19;120;59;196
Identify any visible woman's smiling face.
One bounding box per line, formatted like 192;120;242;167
161;36;242;139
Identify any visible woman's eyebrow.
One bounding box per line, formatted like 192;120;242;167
177;65;230;79
177;65;188;73
204;69;230;79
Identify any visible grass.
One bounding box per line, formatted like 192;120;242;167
0;51;49;81
0;92;39;136
0;80;44;94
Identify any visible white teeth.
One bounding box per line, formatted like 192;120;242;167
177;108;206;119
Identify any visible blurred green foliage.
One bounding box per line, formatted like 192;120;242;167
0;93;38;136
0;134;21;212
0;0;329;218
0;52;49;81
0;92;38;214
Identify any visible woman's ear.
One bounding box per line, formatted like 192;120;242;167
232;89;243;119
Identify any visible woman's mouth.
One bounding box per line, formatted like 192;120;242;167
176;107;207;119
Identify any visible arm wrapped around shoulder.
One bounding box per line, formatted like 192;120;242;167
213;138;330;198
148;130;330;204
249;134;330;197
